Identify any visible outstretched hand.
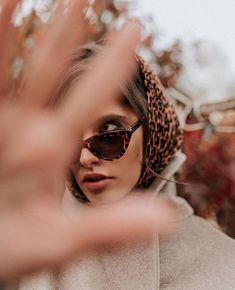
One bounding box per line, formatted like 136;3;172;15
0;0;175;279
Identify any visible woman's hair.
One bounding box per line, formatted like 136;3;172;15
53;42;183;202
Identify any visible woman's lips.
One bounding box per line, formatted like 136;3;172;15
82;174;113;192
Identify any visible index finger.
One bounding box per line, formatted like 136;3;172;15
58;21;141;135
19;0;87;108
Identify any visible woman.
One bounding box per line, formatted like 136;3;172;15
18;43;235;290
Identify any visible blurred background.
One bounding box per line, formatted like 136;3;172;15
13;0;235;238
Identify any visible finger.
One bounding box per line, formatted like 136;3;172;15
70;196;177;252
42;196;177;264
0;0;19;95
57;21;141;134
20;0;87;107
0;196;176;279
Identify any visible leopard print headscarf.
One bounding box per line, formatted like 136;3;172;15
136;55;183;188
67;51;183;200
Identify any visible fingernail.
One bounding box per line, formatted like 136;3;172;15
123;20;143;35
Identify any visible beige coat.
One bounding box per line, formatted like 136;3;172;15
17;152;235;290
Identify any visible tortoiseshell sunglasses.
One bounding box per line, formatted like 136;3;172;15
81;119;143;161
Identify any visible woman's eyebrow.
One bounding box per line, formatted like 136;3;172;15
97;114;129;125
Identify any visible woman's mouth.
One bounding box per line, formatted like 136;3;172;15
82;173;113;192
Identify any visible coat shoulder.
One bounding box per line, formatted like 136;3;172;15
159;214;235;290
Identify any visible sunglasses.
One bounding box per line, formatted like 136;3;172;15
80;119;143;161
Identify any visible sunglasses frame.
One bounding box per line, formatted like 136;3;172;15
81;119;143;161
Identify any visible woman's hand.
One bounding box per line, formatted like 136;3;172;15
0;0;175;279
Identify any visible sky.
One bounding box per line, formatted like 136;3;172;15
135;0;235;76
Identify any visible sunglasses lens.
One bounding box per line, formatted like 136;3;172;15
90;133;125;159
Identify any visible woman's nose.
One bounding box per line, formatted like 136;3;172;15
79;147;100;168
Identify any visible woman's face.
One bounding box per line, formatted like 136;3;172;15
71;97;143;205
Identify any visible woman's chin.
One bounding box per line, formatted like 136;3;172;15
83;188;130;205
